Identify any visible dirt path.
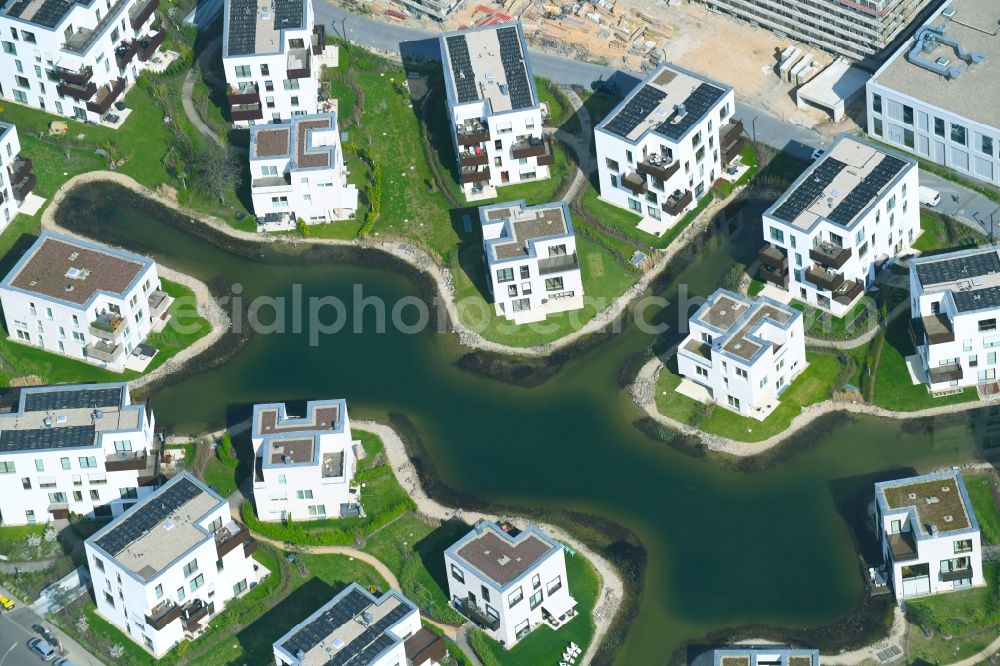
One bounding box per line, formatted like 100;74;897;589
182;35;224;148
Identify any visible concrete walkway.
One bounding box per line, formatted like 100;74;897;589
181;34;224;148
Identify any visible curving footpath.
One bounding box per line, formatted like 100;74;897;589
181;35;225;148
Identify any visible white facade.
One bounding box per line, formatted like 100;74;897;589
594;63;737;232
251;398;359;521
479;200;584;324
0;122;35;231
439;22;551;199
0;383;158;525
273;584;443;666
0;0;163;123
0;232;169;372
85;472;260;657
677;289;806;417
874;471;984;599
909;247;1000;392
248;114;358;229
865;0;1000;186
222;0;321;126
445;520;577;649
759;135;920;317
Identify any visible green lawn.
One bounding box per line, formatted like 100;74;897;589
872;314;978;411
790;297;879;341
712;142;760;199
965;474;1000;545
202;456;239;498
913;210;988;253
470;550;601;666
654;351;846;442
535;77;565;126
747;279;765;297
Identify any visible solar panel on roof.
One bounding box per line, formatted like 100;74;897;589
23;387;123;412
227;0;258;56
954;285;1000;312
0;425;96;452
496;26;533;110
445;35;478;104
604;85;667;138
654;82;726;140
11;0;78;28
95;477;203;558
916;251;1000;286
273;0;303;29
772;158;847;223
827;155;906;225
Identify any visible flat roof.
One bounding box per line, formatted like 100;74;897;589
599;64;729;143
768;136;911;231
441;22;537;114
913;247;1000;312
712;647;820;666
873;0;1000;130
88;473;224;581
274;584;417;666
253;399;347;472
480;200;571;262
448;520;560;589
1;232;152;308
690;289;797;364
876;471;975;536
250;115;339;171
224;0;306;57
0;0;94;29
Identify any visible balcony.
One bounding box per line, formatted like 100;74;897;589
227;81;260;105
454;596;499;631
805;265;845;292
929;362;964;384
458;147;488;167
56;66;93;86
89;312;126;342
286;47;311;79
636;154;679;181
538;253;579;275
311;24;325;56
48;503;70;519
145;600;182;630
887;531;918;562
940;567;973;582
215;521;255;558
104;450;151;472
621;171;647;196
758;245;788;287
86;340;125;364
12;173;36;203
244;539;258;556
231;103;264;122
63;0;130;53
809;241;852;269
148;289;170;319
460;166;491;184
720;120;745;164
87;77;126;115
511;137;550;160
57;80;98;101
457;122;490;146
917;313;955;345
137;29;165;62
115;40;138;69
832;279;865;306
181;600;209;633
129;0;159;30
9;157;32;184
662;189;693;216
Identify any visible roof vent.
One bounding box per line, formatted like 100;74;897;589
43;416;52;428
283;454;291;465
908;492;917;500
944;514;954;523
930;524;939;536
68;252;79;261
92;409;103;421
497;554;511;566
942;485;951;492
926;496;940;504
64;285;75;292
331;638;344;650
361;611;373;626
163;521;175;531
936;56;951;67
941;6;956;18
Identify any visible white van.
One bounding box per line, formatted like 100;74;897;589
919;186;941;206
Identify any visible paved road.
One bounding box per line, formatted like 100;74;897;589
0;601;104;666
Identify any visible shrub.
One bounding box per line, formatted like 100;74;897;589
468;629;503;666
218;432;238;469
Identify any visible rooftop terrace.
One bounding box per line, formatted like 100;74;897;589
225;0;306;57
481;201;570;262
692;290;796;363
441;23;536;114
250;115;339;171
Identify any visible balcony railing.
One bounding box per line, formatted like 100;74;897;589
63;0;130;53
916;313;955;345
832;279;865;306
805;265;845;292
12;173;36;203
115;40;139;69
104;450;149;472
621;171;646;196
636;155;679;181
458;148;488;167
231;103;263;122
57;80;98;101
129;0;159;30
720;120;745;164
940;567;973;582
286;48;311;79
9;157;32;184
86;340;124;364
87;77;126;115
227;82;260;105
311;24;326;56
215;521;255;558
145;600;182;630
809;242;852;269
56;66;93;86
454;596;499;631
662;189;693;216
460;166;491;184
182;600;209;633
887;531;918;562
148;289;170;319
137;29;165;62
89;312;126;341
457;123;490;146
929;362;964;384
511;137;550;160
538;253;579;275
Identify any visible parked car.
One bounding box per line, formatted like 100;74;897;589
32;624;55;642
27;638;57;661
0;595;15;610
53;659;74;666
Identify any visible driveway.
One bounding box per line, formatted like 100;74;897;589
0;601;104;666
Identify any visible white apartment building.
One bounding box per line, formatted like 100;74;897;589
705;647;820;666
874;471;984;599
594;64;737;237
866;0;1000;186
759;135;920;317
85;472;260;657
677;289;806;418
0;382;159;525
273;584;446;666
479;200;583;324
222;0;322;126
908;247;1000;392
0;0;164;122
439;22;552;199
0;232;169;372
251;398;360;521
445;519;576;649
0;122;36;230
249;113;358;229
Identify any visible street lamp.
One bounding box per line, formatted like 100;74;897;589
0;642;18;666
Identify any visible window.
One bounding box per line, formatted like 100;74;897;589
904;128;914;149
496;268;514;283
0;462;15;474
605;158;619;172
78;456;97;468
72;491;82;501
21;478;30;490
515;618;530;639
22;31;35;44
980;318;997;332
955;539;973;554
546;575;562;595
545;277;564;292
94;556;105;572
103;591;114;607
233;579;248;595
295;489;314;499
25;510;35;524
189;574;204;592
902;105;913;125
308;504;326;516
625;149;633;163
90;489;100;500
155;584;163;599
1;41;14;54
183;559;199;577
260;63;269;75
735;368;748;380
177;587;186;602
951;124;967;146
480;585;491;603
48;492;67;503
234;65;251;77
519;265;530;280
872;118;882;137
627;198;641;212
35;459;44;472
119;487;137;500
529;590;543;610
770;227;784;243
982;135;994;157
450;564;465;583
114;440;132;453
508;586;523;608
871;94;881;114
532;574;541;589
934;117;945;137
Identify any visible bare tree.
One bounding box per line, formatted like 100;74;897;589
190;143;239;204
